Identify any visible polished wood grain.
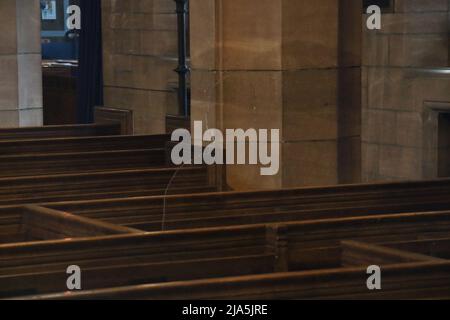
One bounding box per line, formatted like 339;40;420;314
0;123;121;141
0;205;139;245
0;134;169;156
42;178;450;231
29;261;450;300
1;127;450;300
0;167;215;206
95;107;133;135
2;210;450;298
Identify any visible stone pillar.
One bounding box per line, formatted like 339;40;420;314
190;0;361;190
0;0;43;128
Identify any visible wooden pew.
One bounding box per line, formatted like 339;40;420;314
29;241;449;300
340;240;445;267
0;225;274;298
0;134;170;156
0;205;139;245
2;210;450;298
0;166;216;206
0;123;121;141
30;261;450;300
281;211;450;270
0;148;167;178
44;178;450;231
377;237;450;260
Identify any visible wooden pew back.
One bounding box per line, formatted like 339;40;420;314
0;123;121;141
340;240;445;267
44;179;450;231
0;225;273;297
0;205;139;245
0;134;170;156
0;148;167;178
379;237;450;260
2;210;450;298
0;166;215;206
31;261;450;300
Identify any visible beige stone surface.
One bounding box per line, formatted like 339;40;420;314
380;13;449;34
283;69;338;141
102;0;179;134
189;0;362;190
16;0;41;54
389;34;448;67
379;145;422;180
362;31;389;66
226;163;282;191
0;55;18;110
366;68;415;111
103;86;169;134
361;1;450;183
395;112;423;148
222;71;283;133
361;143;379;182
101;0;450;188
17;53;42;110
190;70;219;131
189;0;217;70
0;0;42;128
283;141;338;187
395;0;448;13
0;0;17;55
282;0;338;69
19;108;43;127
102;1;450;187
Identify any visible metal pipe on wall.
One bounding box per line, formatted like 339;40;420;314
174;0;190;117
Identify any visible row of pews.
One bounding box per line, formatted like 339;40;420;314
0;124;223;206
1;123;450;299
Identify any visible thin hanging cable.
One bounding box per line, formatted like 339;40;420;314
161;163;185;231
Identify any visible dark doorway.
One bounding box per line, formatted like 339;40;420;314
438;113;450;177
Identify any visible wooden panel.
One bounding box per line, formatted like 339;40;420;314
43;66;77;125
30;261;450;300
0;166;213;205
44;178;450;231
95;106;133;135
2;210;450;299
0;206;140;245
21;205;141;240
0;255;274;298
0;225;274;297
286;211;450;270
0;123;121;141
341;240;443;267
380;238;450;260
0;134;170;156
0;149;167;178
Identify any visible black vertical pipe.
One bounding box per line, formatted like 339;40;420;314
174;0;190;117
77;0;103;123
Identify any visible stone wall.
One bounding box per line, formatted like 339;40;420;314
100;0;450;188
362;0;450;181
101;0;179;134
190;0;362;190
0;0;43;128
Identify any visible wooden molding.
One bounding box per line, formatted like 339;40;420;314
95;106;134;135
